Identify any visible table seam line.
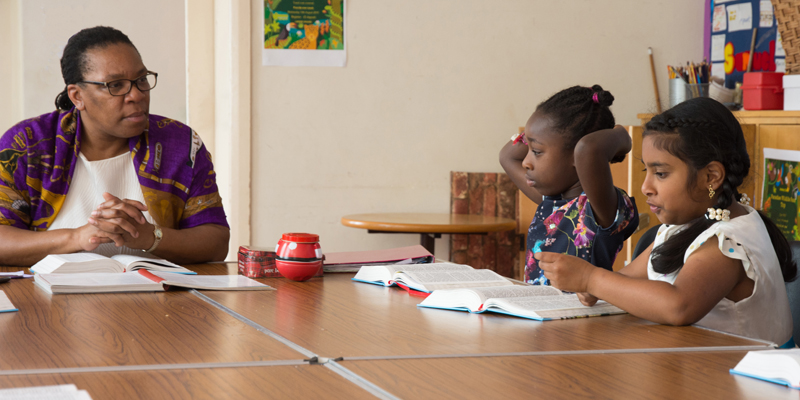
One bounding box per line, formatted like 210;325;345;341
189;289;400;400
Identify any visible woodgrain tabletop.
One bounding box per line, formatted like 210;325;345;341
196;267;771;359
341;213;516;234
0;266;303;371
0;263;782;399
342;351;794;400
0;366;375;400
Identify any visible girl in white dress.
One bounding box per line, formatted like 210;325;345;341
534;97;797;347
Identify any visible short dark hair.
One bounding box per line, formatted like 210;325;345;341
535;85;616;149
54;26;138;111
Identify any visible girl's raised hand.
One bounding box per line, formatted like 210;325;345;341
534;252;596;293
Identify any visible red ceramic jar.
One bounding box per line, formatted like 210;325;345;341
275;233;323;281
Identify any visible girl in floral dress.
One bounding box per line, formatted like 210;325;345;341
499;85;638;287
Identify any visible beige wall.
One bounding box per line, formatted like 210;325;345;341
2;1;707;262
0;0;22;132
248;0;706;259
15;0;186;122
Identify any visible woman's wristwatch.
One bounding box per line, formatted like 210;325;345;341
144;225;163;253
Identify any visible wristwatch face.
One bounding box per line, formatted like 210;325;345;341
154;226;163;239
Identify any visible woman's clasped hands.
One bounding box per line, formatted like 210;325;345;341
80;192;153;251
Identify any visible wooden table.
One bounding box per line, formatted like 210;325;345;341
0;263;793;399
340;213;516;253
198;271;771;358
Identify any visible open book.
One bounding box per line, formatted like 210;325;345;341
730;349;800;389
418;285;626;321
30;253;195;275
352;263;513;293
34;270;273;294
323;245;433;272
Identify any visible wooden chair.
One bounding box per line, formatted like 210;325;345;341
450;172;520;278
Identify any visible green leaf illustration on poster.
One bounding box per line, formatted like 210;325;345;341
264;0;344;50
762;148;800;241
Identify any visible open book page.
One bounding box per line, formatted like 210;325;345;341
397;269;513;292
730;349;800;388
150;271;273;291
486;295;625;320
34;272;163;294
0;290;17;312
353;263;473;285
31;253;123;274
111;254;194;274
419;285;562;312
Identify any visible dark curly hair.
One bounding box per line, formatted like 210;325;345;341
54;26;138;111
535;85;616;149
645;97;796;282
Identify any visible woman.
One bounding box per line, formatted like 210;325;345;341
0;26;230;266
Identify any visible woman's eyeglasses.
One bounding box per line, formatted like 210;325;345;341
79;72;158;96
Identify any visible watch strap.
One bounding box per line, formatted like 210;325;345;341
144;225;163;253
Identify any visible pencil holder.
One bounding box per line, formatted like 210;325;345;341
668;78;709;108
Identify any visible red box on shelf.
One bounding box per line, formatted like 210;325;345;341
238;245;279;278
741;72;784;110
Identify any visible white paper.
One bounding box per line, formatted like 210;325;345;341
778;29;786;57
0;271;33;278
712;62;726;79
715;0;737;3
0;290;17;312
713;5;727;32
0;384;93;399
777;58;786;73
728;3;753;32
712;35;726;61
760;0;774;28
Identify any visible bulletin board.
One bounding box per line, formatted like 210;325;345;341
708;0;785;88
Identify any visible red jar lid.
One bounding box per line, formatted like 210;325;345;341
281;233;319;243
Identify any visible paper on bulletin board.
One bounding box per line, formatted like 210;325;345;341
762;148;800;241
711;62;725;78
262;0;346;67
713;5;727;32
727;3;753;33
711;35;726;61
777;29;786;57
777;58;786;72
760;0;774;28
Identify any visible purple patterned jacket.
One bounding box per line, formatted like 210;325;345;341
0;109;228;231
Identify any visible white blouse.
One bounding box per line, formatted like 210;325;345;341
48;152;155;258
647;205;793;345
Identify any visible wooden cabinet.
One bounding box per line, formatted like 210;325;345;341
628;111;800;255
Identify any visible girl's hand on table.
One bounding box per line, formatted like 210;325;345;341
534;252;597;293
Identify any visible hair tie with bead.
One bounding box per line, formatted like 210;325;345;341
592;92;599;104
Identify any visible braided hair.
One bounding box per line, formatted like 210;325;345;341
645;97;796;282
54;26;138;111
536;85;616;149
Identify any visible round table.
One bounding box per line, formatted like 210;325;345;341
341;213;517;254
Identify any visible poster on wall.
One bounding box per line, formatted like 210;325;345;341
705;0;785;87
262;0;346;67
762;148;800;241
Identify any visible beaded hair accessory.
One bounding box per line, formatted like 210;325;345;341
739;193;751;207
706;208;730;222
592;92;599;104
511;132;528;145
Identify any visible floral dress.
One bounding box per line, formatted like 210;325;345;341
525;188;638;285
